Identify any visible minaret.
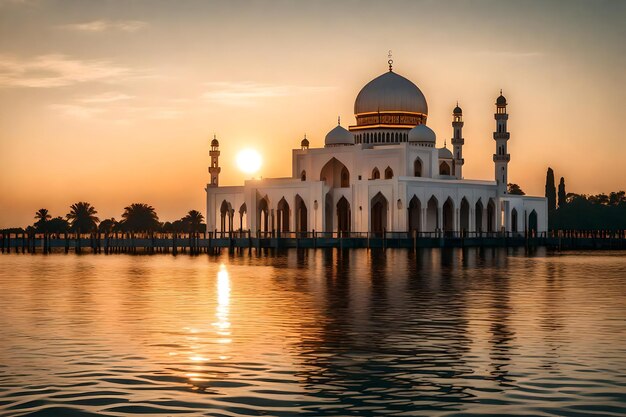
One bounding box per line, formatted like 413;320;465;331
208;134;221;187
493;91;510;194
451;103;464;179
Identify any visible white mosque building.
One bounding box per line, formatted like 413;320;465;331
206;61;547;237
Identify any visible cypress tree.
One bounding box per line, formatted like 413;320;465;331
545;168;556;212
558;177;566;209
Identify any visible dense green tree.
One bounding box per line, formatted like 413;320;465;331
545;167;556;212
66;202;99;233
121;203;160;233
551;191;626;230
98;218;118;234
507;183;525;195
47;217;69;234
558;177;567;208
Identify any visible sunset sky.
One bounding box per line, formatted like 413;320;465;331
1;0;624;228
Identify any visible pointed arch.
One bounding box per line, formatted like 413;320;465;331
442;197;455;232
487;198;496;232
384;166;393;179
257;196;270;234
300;170;306;181
528;210;538;235
239;203;247;231
408;195;421;234
414;157;423;177
511;208;518;233
336;196;351;234
371;192;388;236
220;200;233;236
426;195;439;232
371;167;380;180
320;157;350;188
295;194;307;235
460;197;470;233
475;198;484;232
277;197;290;235
439;161;450;176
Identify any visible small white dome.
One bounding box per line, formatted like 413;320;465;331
438;146;453;159
408;124;436;143
325;124;353;146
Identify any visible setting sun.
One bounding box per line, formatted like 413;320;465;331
236;149;262;175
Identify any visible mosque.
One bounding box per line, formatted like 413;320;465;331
206;59;547;237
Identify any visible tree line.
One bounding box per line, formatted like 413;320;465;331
545;167;626;230
2;202;206;236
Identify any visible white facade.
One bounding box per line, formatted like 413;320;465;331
206;64;548;236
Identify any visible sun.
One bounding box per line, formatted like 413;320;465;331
236;149;262;175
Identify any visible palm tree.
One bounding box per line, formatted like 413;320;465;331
66;202;99;234
183;210;205;236
121;203;160;234
34;208;51;232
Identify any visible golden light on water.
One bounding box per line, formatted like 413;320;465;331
214;264;231;345
236;149;262;175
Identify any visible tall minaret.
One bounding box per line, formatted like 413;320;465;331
493;91;510;194
208;134;221;187
451;103;464;179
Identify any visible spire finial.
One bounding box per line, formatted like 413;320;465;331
304;133;307;139
444;139;447;148
338;115;341;126
500;89;503;95
388;50;393;71
456;100;459;107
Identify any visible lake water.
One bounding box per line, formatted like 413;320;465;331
0;248;625;416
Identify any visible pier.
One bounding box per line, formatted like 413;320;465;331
1;230;625;254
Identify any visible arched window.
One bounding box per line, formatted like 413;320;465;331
439;161;450;176
414;158;422;177
384;166;393;179
300;170;306;181
341;166;350;187
372;167;380;180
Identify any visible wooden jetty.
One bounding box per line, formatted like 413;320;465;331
1;230;625;254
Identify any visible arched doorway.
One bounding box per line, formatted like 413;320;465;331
487;198;496;233
460;198;470;234
384;166;393;179
295;195;307;236
371;192;388;236
475;199;484;232
257;197;269;235
414;158;422;177
220;200;233;237
371;167;380;180
336;196;351;235
320;158;350;188
426;196;438;232
408;196;421;235
511;208;518;233
442;197;454;233
528;210;538;236
277;197;290;236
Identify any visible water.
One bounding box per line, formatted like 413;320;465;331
0;248;625;417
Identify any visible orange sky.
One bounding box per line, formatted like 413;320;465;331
0;0;624;228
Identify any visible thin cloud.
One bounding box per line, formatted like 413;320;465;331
60;20;148;33
202;81;334;106
79;92;134;103
474;50;544;59
0;54;132;88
